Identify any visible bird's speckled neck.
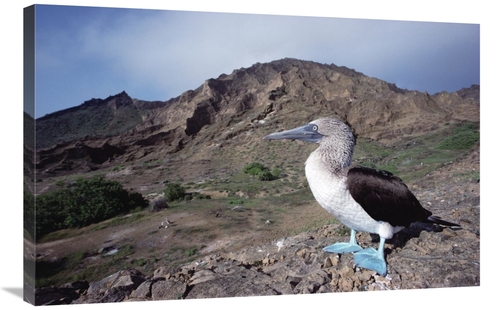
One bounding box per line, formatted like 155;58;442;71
310;118;355;174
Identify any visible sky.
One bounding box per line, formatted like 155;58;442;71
31;4;480;118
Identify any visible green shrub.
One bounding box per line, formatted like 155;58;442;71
258;170;275;181
164;183;186;201
35;175;148;240
271;167;282;178
243;162;268;176
243;162;280;181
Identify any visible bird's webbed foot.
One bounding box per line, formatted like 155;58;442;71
323;242;363;254
323;229;362;253
353;245;387;276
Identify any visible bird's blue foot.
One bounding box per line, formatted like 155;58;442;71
353;239;388;276
323;242;362;253
323;229;362;253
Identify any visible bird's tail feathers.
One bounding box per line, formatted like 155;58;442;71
427;215;461;228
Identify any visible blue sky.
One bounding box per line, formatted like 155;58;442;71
32;4;480;118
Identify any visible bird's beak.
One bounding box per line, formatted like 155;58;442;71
263;123;324;143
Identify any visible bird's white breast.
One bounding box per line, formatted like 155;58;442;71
305;152;395;238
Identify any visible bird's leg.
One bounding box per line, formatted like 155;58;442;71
323;229;363;253
353;237;387;276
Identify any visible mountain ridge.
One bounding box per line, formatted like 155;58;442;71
32;58;479;190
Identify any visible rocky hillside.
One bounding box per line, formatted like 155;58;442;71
27;58;480;305
32;58;479;192
35;91;174;149
34;141;480;304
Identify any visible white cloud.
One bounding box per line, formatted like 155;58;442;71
34;6;479;116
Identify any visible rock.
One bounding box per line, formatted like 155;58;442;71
151;279;187;300
357;270;374;282
338;265;355;278
322;255;339;268
129;280;153;300
189;269;218;285
149;196;168;212
185;266;280;299
73;269;145;304
153;266;171;279
34;281;89;305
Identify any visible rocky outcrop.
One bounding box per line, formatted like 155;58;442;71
36;204;479;304
72;269;146;304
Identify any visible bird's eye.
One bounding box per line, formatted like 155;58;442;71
312;125;318;131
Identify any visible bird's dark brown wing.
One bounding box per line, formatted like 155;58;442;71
346;166;431;227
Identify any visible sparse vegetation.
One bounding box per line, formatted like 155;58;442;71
437;122;479;150
242;162;281;181
112;164;124;171
34;175;148;241
351;122;480;182
164;182;187;201
242;162;268;175
186;247;197;257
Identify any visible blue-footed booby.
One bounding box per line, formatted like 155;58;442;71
263;117;459;276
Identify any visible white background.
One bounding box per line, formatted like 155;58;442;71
1;1;495;309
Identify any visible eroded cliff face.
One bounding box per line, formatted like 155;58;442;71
33;58;479;184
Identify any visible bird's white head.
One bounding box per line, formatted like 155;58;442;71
263;117;355;170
